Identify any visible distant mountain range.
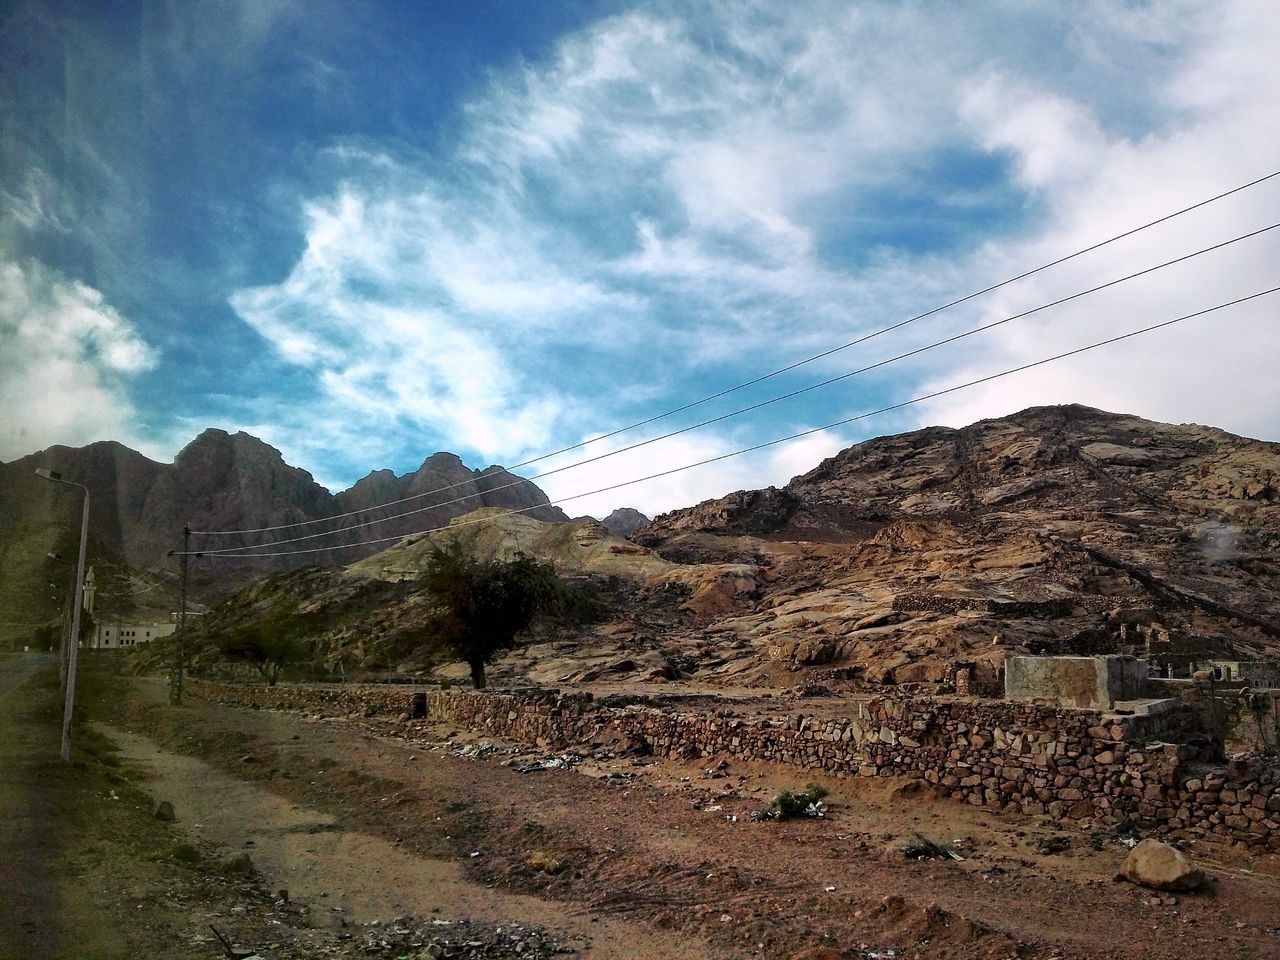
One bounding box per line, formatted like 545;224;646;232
0;429;566;645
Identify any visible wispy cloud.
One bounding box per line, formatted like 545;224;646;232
12;0;1272;520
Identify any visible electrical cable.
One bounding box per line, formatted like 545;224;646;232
181;283;1279;559
191;167;1280;538
192;222;1280;555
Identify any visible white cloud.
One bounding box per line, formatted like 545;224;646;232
535;424;855;520
913;1;1280;440
229;0;1280;517
0;256;157;460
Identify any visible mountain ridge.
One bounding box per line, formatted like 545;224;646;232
0;430;568;647
183;404;1280;691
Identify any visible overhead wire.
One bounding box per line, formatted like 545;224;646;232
191;166;1280;538
181;283;1280;559
191;221;1280;556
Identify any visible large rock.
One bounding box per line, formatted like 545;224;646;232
1118;839;1207;891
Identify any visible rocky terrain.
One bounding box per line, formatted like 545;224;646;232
623;404;1280;690
181;405;1279;695
0;431;565;649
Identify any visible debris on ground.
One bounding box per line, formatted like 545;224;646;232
514;753;582;774
1032;834;1071;855
346;916;575;959
899;834;964;861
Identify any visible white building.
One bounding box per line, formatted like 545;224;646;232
93;619;176;649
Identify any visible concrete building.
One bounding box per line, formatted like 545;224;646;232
1005;654;1148;710
92;619;176;649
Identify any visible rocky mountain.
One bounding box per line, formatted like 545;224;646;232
600;507;650;538
0;431;567;648
627;404;1280;687
182;404;1280;692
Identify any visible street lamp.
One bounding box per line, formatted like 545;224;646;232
35;468;89;763
47;551;76;692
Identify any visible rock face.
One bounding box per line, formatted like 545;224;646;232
625;405;1280;686
1118;839;1207;891
600;507;650;538
0;432;567;645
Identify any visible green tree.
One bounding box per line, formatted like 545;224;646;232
417;540;563;689
78;610;95;646
219;605;310;685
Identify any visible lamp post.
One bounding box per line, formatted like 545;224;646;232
46;552;75;694
36;468;89;763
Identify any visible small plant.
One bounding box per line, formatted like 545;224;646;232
526;849;563;874
753;783;829;821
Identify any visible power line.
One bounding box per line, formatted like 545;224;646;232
181;284;1280;560
193;222;1280;556
192;166;1280;538
116;537;183;597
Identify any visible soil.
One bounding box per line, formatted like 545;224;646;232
5;655;1279;959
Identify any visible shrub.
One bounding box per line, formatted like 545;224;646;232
754;783;829;821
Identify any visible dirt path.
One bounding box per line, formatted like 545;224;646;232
94;674;1280;960
101;724;714;959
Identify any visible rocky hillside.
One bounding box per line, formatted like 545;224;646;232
626;404;1280;688
0;431;566;648
182;507;761;682
178;405;1280;694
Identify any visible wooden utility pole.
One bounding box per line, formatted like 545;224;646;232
170;524;190;705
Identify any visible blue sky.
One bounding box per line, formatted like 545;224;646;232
3;0;1279;519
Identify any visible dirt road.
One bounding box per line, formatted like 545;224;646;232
87;672;1280;960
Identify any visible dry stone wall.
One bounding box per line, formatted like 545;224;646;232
186;679;1280;850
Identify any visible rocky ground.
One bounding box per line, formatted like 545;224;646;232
8;655;1277;960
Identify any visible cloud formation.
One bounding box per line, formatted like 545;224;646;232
5;1;1276;521
0;255;157;460
229;1;1279;516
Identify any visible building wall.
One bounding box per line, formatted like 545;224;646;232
1004;655;1146;709
94;621;176;649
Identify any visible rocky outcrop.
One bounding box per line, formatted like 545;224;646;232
628;405;1280;682
336;453;567;536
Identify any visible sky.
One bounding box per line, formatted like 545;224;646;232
3;0;1279;522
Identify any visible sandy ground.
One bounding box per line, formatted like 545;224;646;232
4;655;1277;960
80;671;1280;960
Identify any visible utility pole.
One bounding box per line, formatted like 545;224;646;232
35;469;89;763
170;524;190;705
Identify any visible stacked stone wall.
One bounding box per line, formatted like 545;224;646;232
186;679;1280;850
890;594;1075;617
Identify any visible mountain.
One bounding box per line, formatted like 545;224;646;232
0;431;567;648
627;403;1280;685
600;507;650;538
184;405;1280;691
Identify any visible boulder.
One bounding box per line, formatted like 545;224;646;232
1118;839;1206;892
154;800;176;822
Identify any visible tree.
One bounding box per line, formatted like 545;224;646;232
417;540;563;689
219;605;310;685
78;610;95;646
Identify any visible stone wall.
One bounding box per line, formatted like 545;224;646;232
186;679;1280;850
890;594;1076;617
